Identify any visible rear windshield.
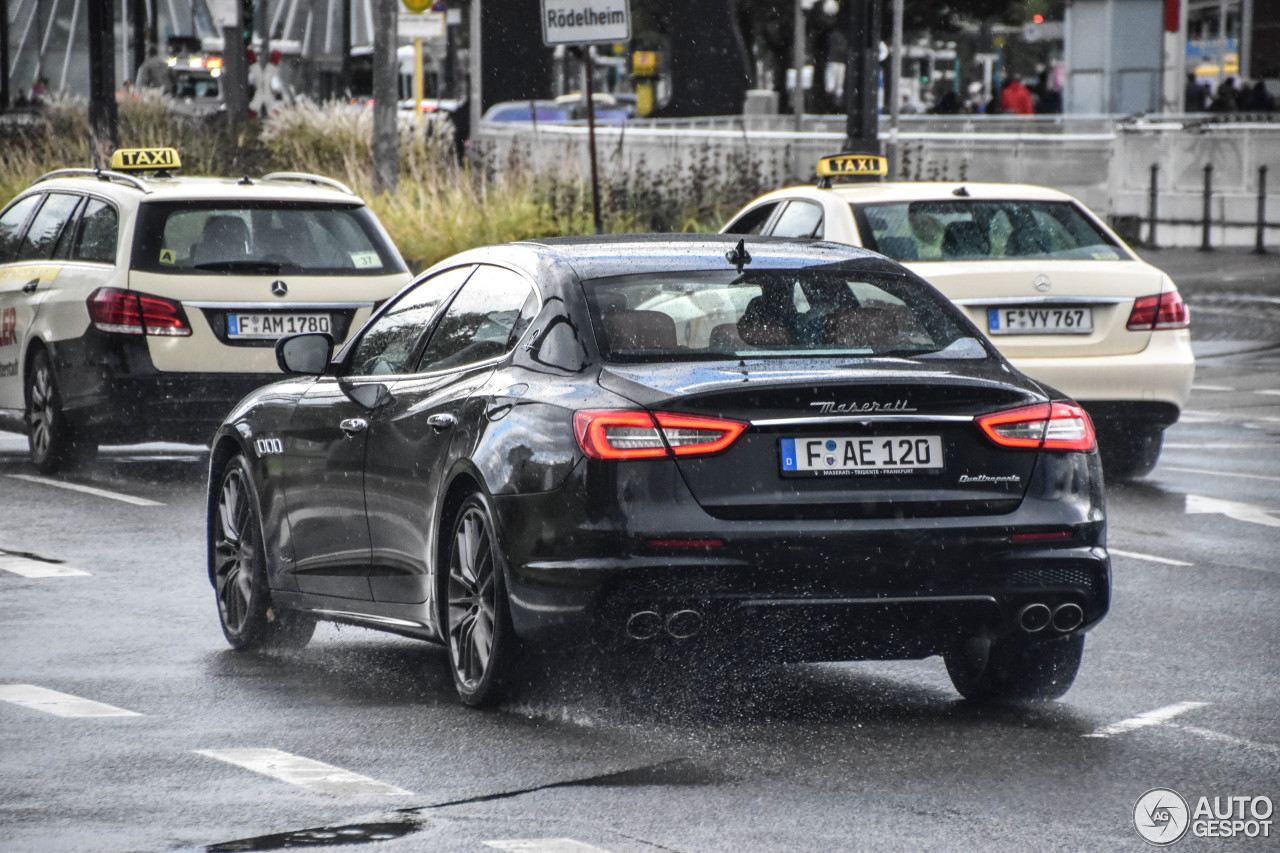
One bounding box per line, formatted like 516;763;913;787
583;270;989;363
854;200;1131;262
131;201;407;275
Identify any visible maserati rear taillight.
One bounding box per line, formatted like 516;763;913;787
976;402;1096;452
1127;291;1189;330
574;410;748;460
88;287;191;336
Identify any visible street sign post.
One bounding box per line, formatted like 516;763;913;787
541;1;631;46
540;1;631;235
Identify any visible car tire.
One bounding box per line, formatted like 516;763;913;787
443;494;524;707
25;350;96;473
211;454;316;651
1098;425;1163;481
944;633;1084;702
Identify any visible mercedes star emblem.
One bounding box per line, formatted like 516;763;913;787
1032;274;1052;293
271;280;288;297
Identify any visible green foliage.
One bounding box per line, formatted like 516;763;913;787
0;97;768;272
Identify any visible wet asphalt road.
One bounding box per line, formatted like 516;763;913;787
1;248;1277;853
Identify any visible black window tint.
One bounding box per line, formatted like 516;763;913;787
16;194;81;261
348;265;473;376
584;270;985;361
416;266;536;372
71;199;119;263
723;202;780;236
0;195;41;262
770;201;824;239
131;201;408;274
855;200;1129;262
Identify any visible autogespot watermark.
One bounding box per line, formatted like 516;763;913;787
1134;788;1274;845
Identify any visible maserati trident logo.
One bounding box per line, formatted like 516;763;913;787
270;280;288;297
810;399;917;414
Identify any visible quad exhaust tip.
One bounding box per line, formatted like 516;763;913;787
1051;602;1084;632
666;609;703;639
1017;602;1052;633
625;610;662;640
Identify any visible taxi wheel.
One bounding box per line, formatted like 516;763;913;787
944;633;1084;702
1099;426;1163;481
444;495;523;707
212;454;316;651
25;351;93;473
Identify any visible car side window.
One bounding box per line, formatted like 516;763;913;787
70;199;119;264
16;193;82;262
415;265;537;373
770;201;824;239
348;265;474;376
723;202;780;236
0;195;42;263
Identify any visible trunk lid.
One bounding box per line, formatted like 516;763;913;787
599;359;1047;520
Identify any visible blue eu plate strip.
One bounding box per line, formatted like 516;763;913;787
780;438;797;471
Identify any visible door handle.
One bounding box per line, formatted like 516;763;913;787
21;280;38;294
340;417;368;436
427;413;457;431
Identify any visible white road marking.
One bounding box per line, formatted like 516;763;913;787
1165;442;1276;449
1185;493;1280;528
1084;702;1209;738
1169;724;1280;759
6;474;163;507
1176;410;1220;423
0;684;141;717
1256;389;1280;397
485;841;614;853
1165;466;1280;485
195;748;413;797
1108;549;1193;567
0;554;90;577
1191;384;1235;392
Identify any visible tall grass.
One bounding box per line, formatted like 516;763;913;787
1;96;775;270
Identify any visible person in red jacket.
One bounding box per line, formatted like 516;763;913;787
1000;74;1034;115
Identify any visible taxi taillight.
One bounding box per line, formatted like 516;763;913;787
88;287;192;337
1127;291;1189;330
976;402;1096;452
574;410;748;460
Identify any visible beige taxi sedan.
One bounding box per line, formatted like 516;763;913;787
0;148;412;472
723;157;1194;479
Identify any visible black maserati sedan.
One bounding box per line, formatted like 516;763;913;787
206;234;1109;707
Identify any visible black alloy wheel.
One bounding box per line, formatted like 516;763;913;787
212;454;315;650
26;350;94;473
444;495;522;707
944;633;1085;702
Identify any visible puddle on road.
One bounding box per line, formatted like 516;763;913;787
206;818;424;851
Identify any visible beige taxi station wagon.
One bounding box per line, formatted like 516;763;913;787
0;148;411;472
724;155;1195;480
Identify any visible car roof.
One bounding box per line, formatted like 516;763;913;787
513;233;900;280
756;181;1082;205
25;171;362;206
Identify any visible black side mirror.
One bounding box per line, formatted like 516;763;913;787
276;333;333;375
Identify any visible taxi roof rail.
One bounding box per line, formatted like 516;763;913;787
261;172;355;196
34;168;151;193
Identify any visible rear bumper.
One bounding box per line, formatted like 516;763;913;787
48;331;276;444
1008;329;1195;419
494;451;1110;659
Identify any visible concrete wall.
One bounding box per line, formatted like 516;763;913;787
476;115;1280;248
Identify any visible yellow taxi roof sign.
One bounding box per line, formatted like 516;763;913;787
110;148;181;172
816;153;888;182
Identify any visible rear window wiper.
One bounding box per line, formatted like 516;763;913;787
192;260;283;273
